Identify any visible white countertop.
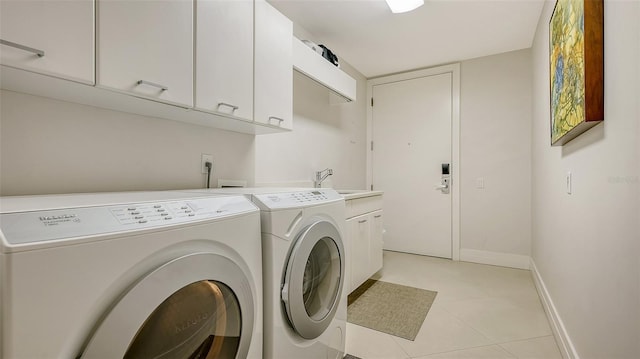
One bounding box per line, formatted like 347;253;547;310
336;190;384;200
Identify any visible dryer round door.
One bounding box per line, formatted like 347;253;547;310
82;252;255;359
282;220;345;339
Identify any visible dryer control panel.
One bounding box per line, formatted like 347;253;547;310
0;196;257;250
253;189;343;210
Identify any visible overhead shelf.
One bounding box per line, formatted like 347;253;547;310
292;37;356;102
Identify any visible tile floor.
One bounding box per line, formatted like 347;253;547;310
345;251;562;359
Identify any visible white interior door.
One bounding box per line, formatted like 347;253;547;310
371;73;452;258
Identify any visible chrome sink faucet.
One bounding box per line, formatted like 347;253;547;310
314;168;333;188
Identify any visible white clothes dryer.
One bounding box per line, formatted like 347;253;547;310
186;188;347;359
0;191;262;359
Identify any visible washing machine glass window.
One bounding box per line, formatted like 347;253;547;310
303;237;341;320
282;220;345;340
124;280;241;359
82;252;255;359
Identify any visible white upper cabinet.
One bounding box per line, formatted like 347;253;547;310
0;0;94;84
254;0;292;130
97;0;193;107
195;0;254;121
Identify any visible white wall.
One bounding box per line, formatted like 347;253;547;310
0;29;368;196
0;90;255;196
255;28;368;189
460;50;532;263
531;0;640;358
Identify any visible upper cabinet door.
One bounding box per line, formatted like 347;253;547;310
97;0;193;107
195;0;253;121
0;0;94;84
254;0;292;130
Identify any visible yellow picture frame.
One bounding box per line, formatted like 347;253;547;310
549;0;604;146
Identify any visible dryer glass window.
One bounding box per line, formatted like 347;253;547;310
303;236;341;320
124;280;242;359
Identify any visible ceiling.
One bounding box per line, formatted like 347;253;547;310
269;0;545;78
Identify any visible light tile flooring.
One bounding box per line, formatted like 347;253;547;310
345;251;562;359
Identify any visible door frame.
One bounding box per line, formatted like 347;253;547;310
366;63;460;261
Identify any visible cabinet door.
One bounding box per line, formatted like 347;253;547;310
97;0;193;107
345;217;354;293
195;0;253;121
370;210;384;275
349;214;371;291
0;0;94;84
254;0;292;129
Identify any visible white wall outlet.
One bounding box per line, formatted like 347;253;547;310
476;177;485;189
201;154;213;174
566;172;572;194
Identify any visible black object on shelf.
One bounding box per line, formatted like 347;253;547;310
318;45;339;67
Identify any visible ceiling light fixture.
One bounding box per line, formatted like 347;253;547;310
385;0;424;14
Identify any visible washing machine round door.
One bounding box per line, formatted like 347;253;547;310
82;252;256;359
282;220;344;339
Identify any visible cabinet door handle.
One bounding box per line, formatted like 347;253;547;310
269;116;285;124
374;215;382;218
217;102;239;112
136;80;168;91
358;219;368;224
0;39;44;57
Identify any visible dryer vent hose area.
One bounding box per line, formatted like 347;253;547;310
205;161;213;189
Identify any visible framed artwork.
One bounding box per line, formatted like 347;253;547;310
549;0;604;146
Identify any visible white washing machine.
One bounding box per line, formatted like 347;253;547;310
0;191;262;359
186;188;347;359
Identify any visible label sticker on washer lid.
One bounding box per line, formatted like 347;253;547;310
38;213;81;227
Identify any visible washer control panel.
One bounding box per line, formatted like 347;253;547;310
253;189;342;210
109;202;198;225
0;196;256;247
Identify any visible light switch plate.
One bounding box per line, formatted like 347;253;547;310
476;177;485;189
566;172;572;194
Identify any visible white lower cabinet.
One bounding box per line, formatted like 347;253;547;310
0;0;94;84
346;195;384;293
370;210;384;275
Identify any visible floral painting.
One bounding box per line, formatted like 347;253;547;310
549;0;604;146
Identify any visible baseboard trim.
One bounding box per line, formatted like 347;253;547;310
530;259;579;359
459;249;530;269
